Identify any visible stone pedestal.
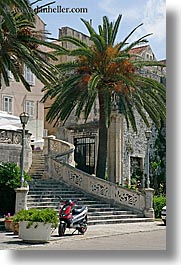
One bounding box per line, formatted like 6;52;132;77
108;112;123;184
15;187;29;213
144;188;155;218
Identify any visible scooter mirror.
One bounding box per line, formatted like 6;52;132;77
57;195;63;201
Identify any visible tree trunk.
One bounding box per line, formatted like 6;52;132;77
96;91;108;179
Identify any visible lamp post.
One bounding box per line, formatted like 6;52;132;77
145;130;151;188
19;112;29;187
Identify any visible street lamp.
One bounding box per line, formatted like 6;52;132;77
145;130;151;188
19;112;29;187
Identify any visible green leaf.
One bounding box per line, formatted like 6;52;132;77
88;73;101;96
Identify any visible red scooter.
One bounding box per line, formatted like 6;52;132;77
58;198;88;236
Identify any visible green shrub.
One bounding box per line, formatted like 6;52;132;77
12;208;58;229
0;162;31;189
0;162;32;216
153;195;166;218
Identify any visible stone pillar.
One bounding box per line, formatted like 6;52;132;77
108;112;123;184
42;135;55;179
15;187;29;213
144;188;155;218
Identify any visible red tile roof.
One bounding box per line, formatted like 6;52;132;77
129;45;149;55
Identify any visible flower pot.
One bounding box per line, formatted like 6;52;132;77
19;221;52;243
4;220;14;232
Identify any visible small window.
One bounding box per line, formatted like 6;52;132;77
3;96;13;113
25;100;35;118
24;65;35;85
146;54;150;59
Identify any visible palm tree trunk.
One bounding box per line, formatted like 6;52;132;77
96;90;108;179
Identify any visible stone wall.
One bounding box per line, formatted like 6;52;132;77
0;130;32;170
0;143;32;170
122;109;157;187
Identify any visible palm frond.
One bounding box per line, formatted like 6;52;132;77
90;34;106;52
87;73;101;96
111;14;122;45
102;16;109;44
123;33;152;52
60;36;89;49
84;91;97;121
69;48;93;58
56;61;83;72
80;18;97;36
118;23;144;50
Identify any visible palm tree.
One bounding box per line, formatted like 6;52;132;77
43;15;166;179
0;1;34;35
0;0;60;91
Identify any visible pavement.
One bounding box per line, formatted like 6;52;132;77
0;221;166;250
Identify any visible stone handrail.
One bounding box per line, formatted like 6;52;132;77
43;135;75;167
43;136;154;218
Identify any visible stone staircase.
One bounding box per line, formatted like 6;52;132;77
27;178;153;225
28;150;45;179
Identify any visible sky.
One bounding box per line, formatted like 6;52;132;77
32;0;166;60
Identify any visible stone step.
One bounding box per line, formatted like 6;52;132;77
27;198;104;205
30;165;44;168
27;194;89;199
31;157;44;160
88;214;139;221
88;218;153;225
88;210;137;216
29;171;45;174
29;167;45;170
28;185;81;190
27;201;111;208
28;191;85;196
26;178;150;225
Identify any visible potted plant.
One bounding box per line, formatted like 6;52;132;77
4;213;14;232
4;213;19;234
13;208;58;243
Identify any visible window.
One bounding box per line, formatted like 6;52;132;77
3;96;13;113
25;100;35;118
24;65;35;85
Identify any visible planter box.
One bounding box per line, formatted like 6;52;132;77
19;221;52;243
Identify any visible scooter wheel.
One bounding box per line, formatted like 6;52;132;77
58;223;66;236
78;226;87;234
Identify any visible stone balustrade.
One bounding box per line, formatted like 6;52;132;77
0;129;32;170
51;159;146;213
43;135;75;167
0;129;31;145
43;136;154;217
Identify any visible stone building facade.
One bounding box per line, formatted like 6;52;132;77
0;15;46;143
44;27;166;188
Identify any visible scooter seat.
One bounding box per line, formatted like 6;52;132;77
72;206;86;215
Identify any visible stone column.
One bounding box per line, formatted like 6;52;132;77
144;188;155;218
108;112;123;184
42;135;55;179
15;187;29;213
